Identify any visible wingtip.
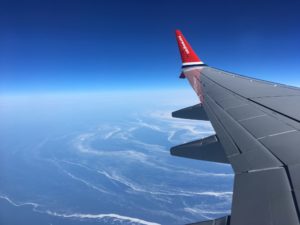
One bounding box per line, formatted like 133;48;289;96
175;29;182;35
175;29;204;67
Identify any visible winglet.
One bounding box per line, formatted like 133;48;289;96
175;30;205;67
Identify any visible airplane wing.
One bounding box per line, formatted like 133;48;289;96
172;30;300;225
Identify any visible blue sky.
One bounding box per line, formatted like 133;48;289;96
1;0;300;93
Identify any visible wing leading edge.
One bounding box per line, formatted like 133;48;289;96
172;30;300;225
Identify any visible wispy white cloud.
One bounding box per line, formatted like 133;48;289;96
57;159;233;201
102;127;121;140
0;195;39;208
134;119;163;132
45;210;161;225
50;160;110;194
181;191;232;199
72;125;233;178
90;169;232;199
184;206;230;220
144;111;214;144
0;194;160;225
73;134;149;162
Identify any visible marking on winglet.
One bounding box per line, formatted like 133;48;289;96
182;62;205;66
177;35;190;54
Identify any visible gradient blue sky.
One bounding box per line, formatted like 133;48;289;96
1;0;300;93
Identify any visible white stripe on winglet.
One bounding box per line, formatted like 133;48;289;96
182;62;204;66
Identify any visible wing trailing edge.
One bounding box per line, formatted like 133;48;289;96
170;135;229;163
172;104;209;121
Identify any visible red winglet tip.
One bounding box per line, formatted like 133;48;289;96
175;29;203;65
175;29;182;35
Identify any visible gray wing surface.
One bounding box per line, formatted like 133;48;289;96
172;66;300;225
